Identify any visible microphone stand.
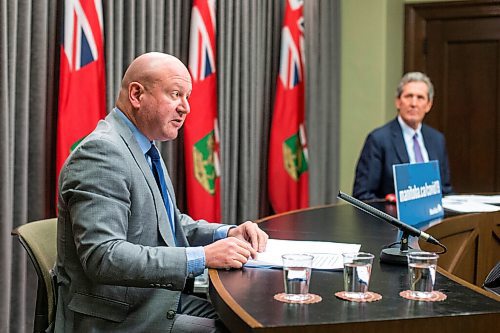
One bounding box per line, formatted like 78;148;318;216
379;230;419;264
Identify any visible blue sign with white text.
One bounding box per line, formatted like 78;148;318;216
393;161;444;226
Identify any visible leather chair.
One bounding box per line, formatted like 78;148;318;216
12;218;57;333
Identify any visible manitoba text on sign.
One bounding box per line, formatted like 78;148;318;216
393;161;444;226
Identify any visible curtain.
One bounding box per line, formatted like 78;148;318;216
0;0;340;331
305;1;340;207
1;0;58;331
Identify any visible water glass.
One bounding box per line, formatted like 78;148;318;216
342;252;374;299
407;251;439;298
282;254;314;301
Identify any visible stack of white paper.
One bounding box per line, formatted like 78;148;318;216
442;195;500;213
245;238;361;270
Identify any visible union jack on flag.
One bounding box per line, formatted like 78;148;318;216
278;0;305;89
185;0;221;221
62;0;103;71
189;0;216;81
56;0;106;206
268;0;309;213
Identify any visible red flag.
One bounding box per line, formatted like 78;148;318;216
185;0;221;221
268;0;309;213
56;0;106;191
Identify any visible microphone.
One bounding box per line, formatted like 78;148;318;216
338;191;440;245
338;191;446;264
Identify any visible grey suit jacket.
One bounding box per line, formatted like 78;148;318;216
55;111;221;332
352;118;453;201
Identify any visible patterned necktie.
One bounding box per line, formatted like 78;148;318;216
413;133;424;163
146;144;175;236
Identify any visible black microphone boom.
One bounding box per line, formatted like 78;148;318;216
337;191;441;246
337;192;447;265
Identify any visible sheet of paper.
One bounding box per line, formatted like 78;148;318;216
442;196;500;213
246;238;361;270
444;194;500;205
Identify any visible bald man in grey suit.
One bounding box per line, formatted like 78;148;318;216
55;52;268;333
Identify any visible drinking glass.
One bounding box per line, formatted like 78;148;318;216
407;251;439;298
281;254;314;301
342;252;374;299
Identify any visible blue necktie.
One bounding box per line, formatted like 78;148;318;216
147;144;176;236
413;133;424;163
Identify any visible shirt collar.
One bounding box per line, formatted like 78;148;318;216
397;115;422;137
113;107;152;155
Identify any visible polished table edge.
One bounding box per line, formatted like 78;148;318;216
209;269;263;329
254;202;339;224
437;267;500;301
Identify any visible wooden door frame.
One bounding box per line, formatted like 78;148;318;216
404;0;500;72
404;0;500;192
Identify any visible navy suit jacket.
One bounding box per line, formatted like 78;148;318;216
353;118;453;201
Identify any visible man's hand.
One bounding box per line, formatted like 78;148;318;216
227;221;268;253
204;237;257;269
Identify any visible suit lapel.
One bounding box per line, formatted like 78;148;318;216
107;112;176;246
390;118;410;163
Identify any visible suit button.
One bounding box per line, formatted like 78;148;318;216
166;283;173;289
166;310;176;319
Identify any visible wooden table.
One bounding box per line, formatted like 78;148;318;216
209;203;500;332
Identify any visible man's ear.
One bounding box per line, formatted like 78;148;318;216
395;97;401;110
129;82;143;108
425;99;433;114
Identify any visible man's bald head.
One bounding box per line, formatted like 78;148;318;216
116;52;190;110
115;52;192;141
